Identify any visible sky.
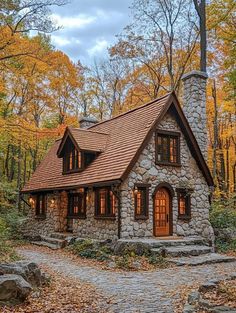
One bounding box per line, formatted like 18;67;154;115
50;0;133;65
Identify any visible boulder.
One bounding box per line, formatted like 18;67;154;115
114;241;151;256
0;274;32;305
0;261;42;287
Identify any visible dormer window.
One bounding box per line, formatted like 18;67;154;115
63;140;82;173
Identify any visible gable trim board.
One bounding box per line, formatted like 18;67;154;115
21;92;213;194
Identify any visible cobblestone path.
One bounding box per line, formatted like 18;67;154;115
17;248;236;313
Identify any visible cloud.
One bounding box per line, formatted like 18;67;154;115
50;0;132;65
87;39;108;57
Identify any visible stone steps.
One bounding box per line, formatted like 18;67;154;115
118;236;206;249
169;253;236;266
30;233;69;250
41;236;67;248
151;245;212;257
31;241;60;250
50;232;72;240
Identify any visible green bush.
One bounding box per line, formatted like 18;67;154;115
215;239;236;253
68;239;112;261
0;209;25;240
210;196;236;230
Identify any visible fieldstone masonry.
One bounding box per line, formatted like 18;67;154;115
23;192;68;237
182;70;208;160
120;112;214;241
73;189;118;240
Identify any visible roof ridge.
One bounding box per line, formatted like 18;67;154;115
70;127;109;136
89;92;171;129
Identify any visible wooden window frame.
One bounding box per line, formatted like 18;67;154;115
94;187;116;219
67;192;86;219
134;183;150;220
35;194;47;219
155;130;181;166
176;188;192;220
63;140;83;174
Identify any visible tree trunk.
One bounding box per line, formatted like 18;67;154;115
193;0;207;72
212;80;218;183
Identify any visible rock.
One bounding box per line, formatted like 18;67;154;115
0;261;42;287
132;260;142;270
114;241;151;256
211;306;236;313
188;291;200;305
0;274;32;305
107;261;116;269
199;281;217;292
183;303;196;313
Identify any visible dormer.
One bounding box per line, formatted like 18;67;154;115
57;127;108;174
61;137;83;174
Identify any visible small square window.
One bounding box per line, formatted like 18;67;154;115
177;189;191;220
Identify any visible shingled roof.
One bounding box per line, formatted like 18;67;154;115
57;127;109;156
22;92;213;193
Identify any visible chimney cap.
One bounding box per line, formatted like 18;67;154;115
79;116;98;129
79;116;98;123
182;70;208;81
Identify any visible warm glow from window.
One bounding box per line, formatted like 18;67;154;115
100;190;106;214
157;133;179;164
179;194;186;215
69;151;73;170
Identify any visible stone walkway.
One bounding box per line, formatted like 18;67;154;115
17;248;236;313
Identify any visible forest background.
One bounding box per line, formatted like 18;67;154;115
0;0;235;214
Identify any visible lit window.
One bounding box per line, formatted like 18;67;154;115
95;188;116;218
156;131;180;165
134;185;149;219
35;194;46;217
177;189;191;220
68;192;86;218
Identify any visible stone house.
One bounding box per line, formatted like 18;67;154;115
21;71;215;242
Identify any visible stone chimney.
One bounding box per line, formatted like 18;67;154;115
182;70;208;159
79;116;98;129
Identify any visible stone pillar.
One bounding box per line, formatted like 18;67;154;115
182;71;208;159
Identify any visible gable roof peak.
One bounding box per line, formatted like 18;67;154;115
89;92;172;130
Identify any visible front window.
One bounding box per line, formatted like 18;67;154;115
35;194;46;218
134;184;149;219
68;192;86;218
95;188;116;218
177;189;191;220
156;131;180;165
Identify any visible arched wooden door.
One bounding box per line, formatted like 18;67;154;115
154;187;172;236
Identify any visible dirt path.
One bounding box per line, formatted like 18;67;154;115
17;247;236;313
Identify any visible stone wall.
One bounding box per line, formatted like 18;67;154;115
73;188;118;240
22;191;67;237
120;111;214;241
182;71;208;159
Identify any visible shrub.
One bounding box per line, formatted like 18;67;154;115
68;239;112;261
0;217;19;262
0;209;25;240
215;239;236;253
210;196;236;230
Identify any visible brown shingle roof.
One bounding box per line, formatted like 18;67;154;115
57;127;108;155
22;92;213;193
